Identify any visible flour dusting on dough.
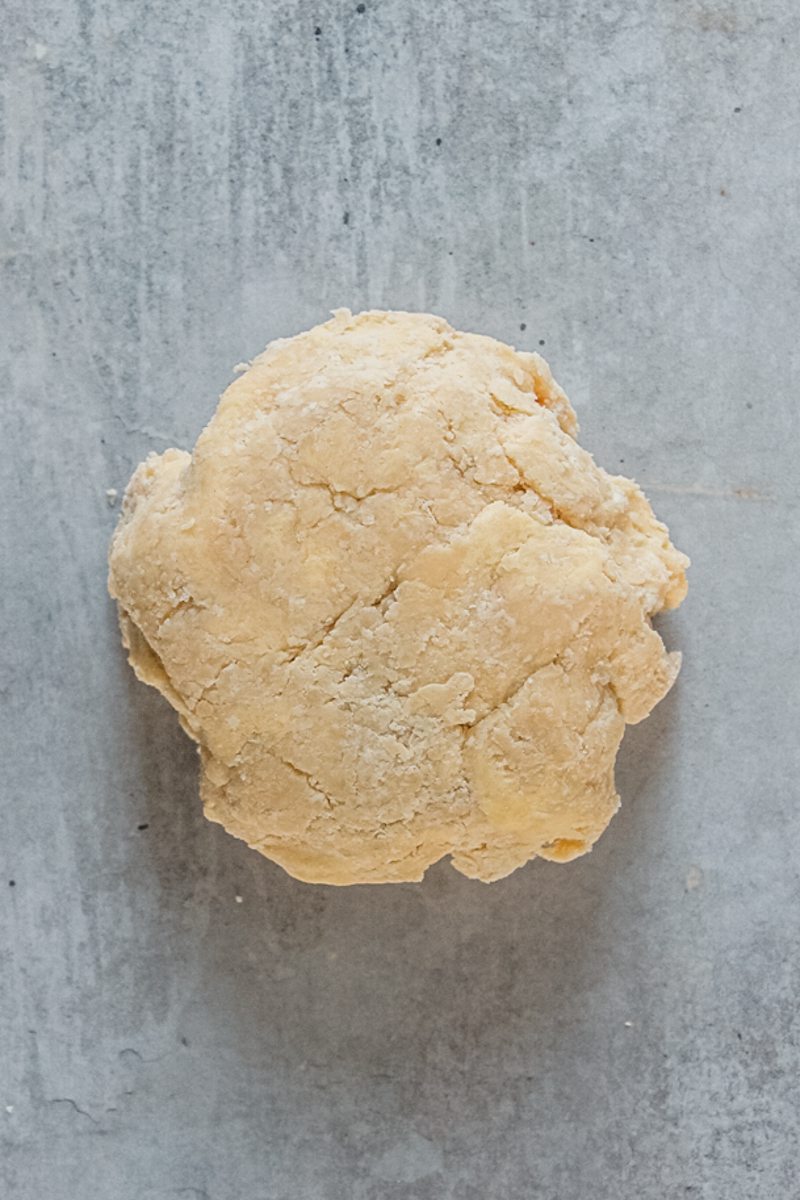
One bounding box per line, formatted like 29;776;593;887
108;310;688;884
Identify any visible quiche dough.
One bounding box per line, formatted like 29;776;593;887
108;310;688;884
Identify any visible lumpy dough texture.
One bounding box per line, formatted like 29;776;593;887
109;310;688;884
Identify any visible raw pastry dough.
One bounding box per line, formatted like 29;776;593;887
109;310;688;884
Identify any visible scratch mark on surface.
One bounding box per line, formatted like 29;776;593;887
48;1097;99;1124
641;482;768;501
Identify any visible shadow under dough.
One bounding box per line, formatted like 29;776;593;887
116;615;682;1139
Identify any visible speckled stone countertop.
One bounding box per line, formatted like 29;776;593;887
2;2;799;1197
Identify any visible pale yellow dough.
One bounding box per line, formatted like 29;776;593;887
109;310;688;884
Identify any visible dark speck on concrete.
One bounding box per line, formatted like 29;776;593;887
137;823;149;831
314;26;321;37
180;1037;189;1047
343;212;350;225
8;880;15;887
519;322;526;331
356;2;366;11
734;106;742;112
435;137;442;146
539;339;545;346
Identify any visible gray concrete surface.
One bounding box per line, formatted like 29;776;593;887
2;1;799;1197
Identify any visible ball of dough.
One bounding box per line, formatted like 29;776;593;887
109;310;688;884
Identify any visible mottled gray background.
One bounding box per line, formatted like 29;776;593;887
2;1;799;1197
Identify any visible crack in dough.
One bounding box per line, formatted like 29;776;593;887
109;310;688;884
